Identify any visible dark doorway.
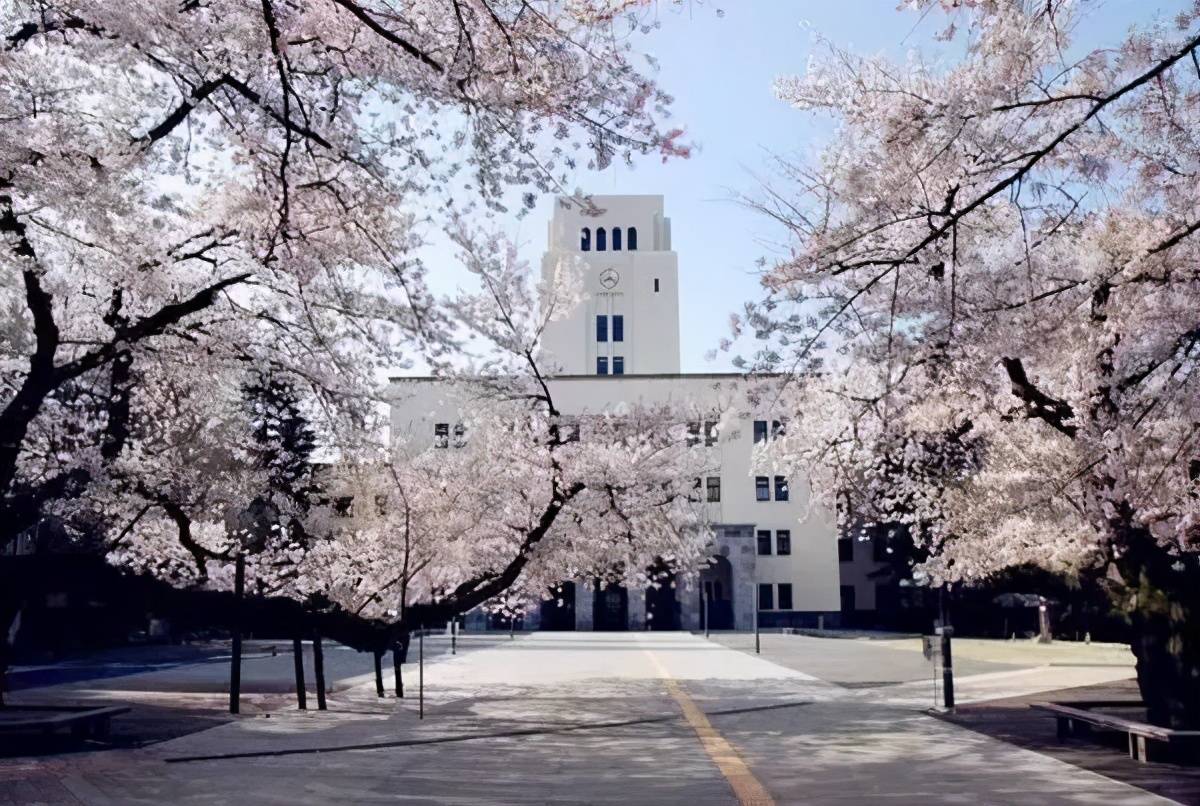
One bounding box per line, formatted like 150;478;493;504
699;556;734;630
645;565;680;631
539;582;576;631
593;582;629;631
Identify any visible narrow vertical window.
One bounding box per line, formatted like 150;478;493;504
758;584;774;611
596;314;608;342
686;421;701;446
627;227;638;250
772;419;785;439
776;530;791;556
612;228;622;251
778;584;793;610
580;227;591;251
597;356;608;375
706;476;721;502
613;356;624;375
756;530;772;555
755;476;769;501
753;420;768;444
653;278;660;292
596;227;607;251
704;421;718;447
434;422;449;448
453;422;466;448
612;315;624;342
774;476;789;501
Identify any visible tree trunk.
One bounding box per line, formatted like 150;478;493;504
312;632;327;710
292;637;307;710
1129;598;1200;729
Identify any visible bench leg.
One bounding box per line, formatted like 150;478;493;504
1128;733;1149;763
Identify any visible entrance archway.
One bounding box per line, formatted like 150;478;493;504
539;581;576;631
645;561;680;630
593;581;628;631
699;555;734;630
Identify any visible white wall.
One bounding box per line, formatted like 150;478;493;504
387;374;840;613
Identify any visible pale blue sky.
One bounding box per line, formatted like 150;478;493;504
417;0;1189;372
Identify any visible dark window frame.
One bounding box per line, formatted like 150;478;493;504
756;530;772;555
777;583;793;611
755;476;770;501
706;476;721;503
774;476;789;502
776;529;791;556
580;227;591;251
612;227;622;251
434;422;449;449
753;420;768;444
613;356;625;375
758;583;774;611
628;227;638;250
596;314;608;342
596;356;608;375
612;314;624;342
596;227;607;251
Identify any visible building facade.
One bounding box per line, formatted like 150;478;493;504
389;195;840;630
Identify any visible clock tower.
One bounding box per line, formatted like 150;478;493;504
540;195;682;375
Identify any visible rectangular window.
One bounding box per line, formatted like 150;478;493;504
704;421;718;447
776;529;791;556
706;476;721;503
613;356;625;375
753;420;768;444
778;583;793;611
757;530;772;555
612;315;624;342
597;356;608;375
772;419;786;439
755;476;770;501
453;422;466;448
596;314;608;342
654;278;660;292
686;421;701;447
434;422;449;448
838;537;854;562
758;584;774;611
774;476;789;502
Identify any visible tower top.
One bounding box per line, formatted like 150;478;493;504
547;195;672;253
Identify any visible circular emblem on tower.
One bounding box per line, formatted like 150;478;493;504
599;268;620;290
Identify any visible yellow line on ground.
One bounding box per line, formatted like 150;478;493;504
644;648;775;806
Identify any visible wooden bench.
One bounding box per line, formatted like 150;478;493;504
0;705;130;740
1032;701;1200;763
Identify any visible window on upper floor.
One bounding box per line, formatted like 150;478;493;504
580;227;591;251
453;422;467;448
753;420;768;444
755;476;770;501
596;227;607;251
597;356;608;376
628;227;638;250
838;537;854;562
653;277;659;292
704;421;718;447
687;421;701;447
434;422;449;448
778;583;794;610
613;356;625;375
774;476;789;501
612;314;624;342
758;583;774;610
612;227;622;251
596;314;608;342
756;530;772;555
706;476;721;503
772;419;786;439
776;529;791;556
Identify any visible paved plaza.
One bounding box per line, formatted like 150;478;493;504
0;631;1173;804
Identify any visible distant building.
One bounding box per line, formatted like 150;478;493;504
389;195;840;630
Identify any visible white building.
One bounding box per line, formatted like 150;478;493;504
389;195;839;631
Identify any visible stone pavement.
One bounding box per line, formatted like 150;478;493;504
0;632;1171;805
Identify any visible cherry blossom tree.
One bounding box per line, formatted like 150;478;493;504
1;0;689;674
745;0;1200;726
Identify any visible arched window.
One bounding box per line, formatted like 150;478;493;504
627;227;638;250
580;227;591;251
596;227;607;251
612;227;622;251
